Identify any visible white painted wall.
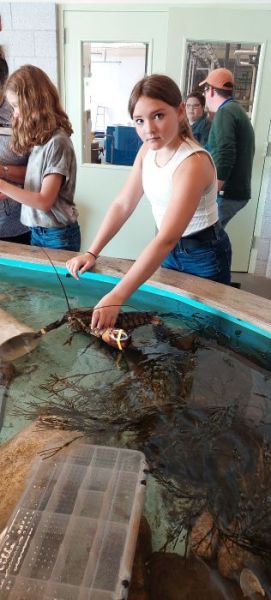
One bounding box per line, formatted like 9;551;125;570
89;55;145;129
256;171;271;276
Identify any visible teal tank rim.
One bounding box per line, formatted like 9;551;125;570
0;257;270;341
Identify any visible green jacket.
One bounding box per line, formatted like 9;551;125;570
208;99;255;200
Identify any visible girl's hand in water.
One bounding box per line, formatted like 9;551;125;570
66;253;96;280
91;291;123;330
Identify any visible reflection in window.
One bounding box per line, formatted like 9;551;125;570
82;42;147;165
184;41;261;117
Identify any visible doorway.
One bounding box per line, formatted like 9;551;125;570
61;7;167;258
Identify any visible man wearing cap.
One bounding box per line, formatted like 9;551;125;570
199;67;255;227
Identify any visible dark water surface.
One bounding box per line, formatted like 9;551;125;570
0;264;271;597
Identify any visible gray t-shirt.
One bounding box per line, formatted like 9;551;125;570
0;98;29;238
21;129;78;228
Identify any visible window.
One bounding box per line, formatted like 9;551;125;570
184;41;261;117
82;42;147;165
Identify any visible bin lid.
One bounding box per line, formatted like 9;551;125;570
0;443;148;599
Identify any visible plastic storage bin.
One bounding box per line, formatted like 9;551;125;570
0;443;148;600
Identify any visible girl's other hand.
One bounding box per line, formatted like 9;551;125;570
66;253;96;280
91;291;123;330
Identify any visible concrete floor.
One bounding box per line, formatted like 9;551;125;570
232;272;271;300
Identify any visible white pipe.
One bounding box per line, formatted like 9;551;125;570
234;49;257;55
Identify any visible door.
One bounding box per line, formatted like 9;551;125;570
166;6;271;271
61;7;168;258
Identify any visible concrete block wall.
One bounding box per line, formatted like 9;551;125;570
0;2;58;85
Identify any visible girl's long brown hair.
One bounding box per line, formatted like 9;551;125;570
128;73;193;142
6;65;73;154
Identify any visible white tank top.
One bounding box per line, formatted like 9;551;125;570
142;139;218;237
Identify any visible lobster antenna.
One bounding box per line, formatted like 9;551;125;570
40;247;71;311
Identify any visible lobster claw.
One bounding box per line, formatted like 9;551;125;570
101;328;131;350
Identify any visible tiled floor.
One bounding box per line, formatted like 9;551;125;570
232;272;271;301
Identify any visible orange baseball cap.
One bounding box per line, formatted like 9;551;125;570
199;67;234;90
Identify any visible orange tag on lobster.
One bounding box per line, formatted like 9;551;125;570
101;328;131;350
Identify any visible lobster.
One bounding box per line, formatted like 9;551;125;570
40;307;162;350
39;249;162;350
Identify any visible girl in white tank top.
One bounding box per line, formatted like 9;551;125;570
142;138;218;236
67;74;232;331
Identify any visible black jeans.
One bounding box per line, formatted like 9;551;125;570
0;231;31;244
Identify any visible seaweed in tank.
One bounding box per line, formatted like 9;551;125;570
10;317;271;597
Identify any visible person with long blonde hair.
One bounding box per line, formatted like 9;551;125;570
67;74;231;330
0;64;80;250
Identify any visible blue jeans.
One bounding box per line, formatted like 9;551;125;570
31;222;81;251
217;196;248;228
162;223;232;285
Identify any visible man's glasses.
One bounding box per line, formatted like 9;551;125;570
203;86;210;95
186;103;201;109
